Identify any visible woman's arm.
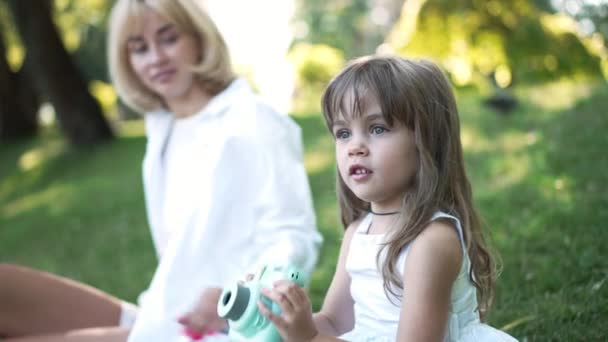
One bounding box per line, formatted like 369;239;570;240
247;112;323;276
395;221;463;342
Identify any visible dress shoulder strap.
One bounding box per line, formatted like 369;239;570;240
355;213;373;233
431;211;466;252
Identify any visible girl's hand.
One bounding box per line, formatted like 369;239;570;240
178;287;228;338
258;280;318;342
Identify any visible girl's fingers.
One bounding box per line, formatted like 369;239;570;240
289;284;307;306
260;287;295;314
258;300;288;331
273;280;308;307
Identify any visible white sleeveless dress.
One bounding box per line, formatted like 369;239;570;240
339;212;518;341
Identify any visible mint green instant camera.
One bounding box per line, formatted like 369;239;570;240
216;265;306;341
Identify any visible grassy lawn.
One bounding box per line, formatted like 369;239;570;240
1;81;607;340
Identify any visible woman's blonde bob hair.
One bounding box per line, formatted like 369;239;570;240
107;0;235;113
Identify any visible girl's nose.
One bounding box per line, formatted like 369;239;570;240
348;138;369;157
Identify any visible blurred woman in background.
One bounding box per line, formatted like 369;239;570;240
0;0;321;341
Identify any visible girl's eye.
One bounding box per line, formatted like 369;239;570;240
371;125;388;135
335;129;351;140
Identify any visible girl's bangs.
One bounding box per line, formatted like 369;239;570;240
323;58;425;129
323;70;385;128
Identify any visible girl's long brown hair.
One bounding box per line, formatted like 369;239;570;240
321;55;500;318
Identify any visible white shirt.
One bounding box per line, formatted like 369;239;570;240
159;115;201;254
128;78;322;342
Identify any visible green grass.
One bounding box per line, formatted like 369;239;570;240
1;81;607;340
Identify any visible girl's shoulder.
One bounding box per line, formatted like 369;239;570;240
405;219;463;279
415;219;462;253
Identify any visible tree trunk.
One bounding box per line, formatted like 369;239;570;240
0;26;37;141
8;0;113;146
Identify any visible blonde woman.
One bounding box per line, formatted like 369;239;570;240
0;0;321;341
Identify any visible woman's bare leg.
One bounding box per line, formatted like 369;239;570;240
0;264;124;338
5;327;130;342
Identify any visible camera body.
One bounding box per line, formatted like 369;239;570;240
216;264;306;342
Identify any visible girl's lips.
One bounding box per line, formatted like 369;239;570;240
349;164;373;181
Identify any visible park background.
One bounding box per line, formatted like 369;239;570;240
1;0;607;340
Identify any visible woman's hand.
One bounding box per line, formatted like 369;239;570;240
259;280;318;342
178;287;228;337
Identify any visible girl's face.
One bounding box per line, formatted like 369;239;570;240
333;93;418;212
127;9;201;104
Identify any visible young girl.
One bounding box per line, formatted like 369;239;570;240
258;55;518;341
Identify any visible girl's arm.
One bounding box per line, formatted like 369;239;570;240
396;220;463;342
313;222;358;335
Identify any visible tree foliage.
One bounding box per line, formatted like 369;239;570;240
53;0;113;82
387;0;602;88
550;0;608;40
293;0;403;58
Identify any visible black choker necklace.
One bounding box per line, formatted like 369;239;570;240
369;209;400;216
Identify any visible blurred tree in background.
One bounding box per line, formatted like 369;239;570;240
291;0;606;113
52;0;113;83
292;0;607;86
0;2;39;141
0;0;113;146
1;0;606;138
288;43;345;113
548;0;608;75
550;0;608;40
387;0;603;89
293;0;403;59
290;0;403;112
